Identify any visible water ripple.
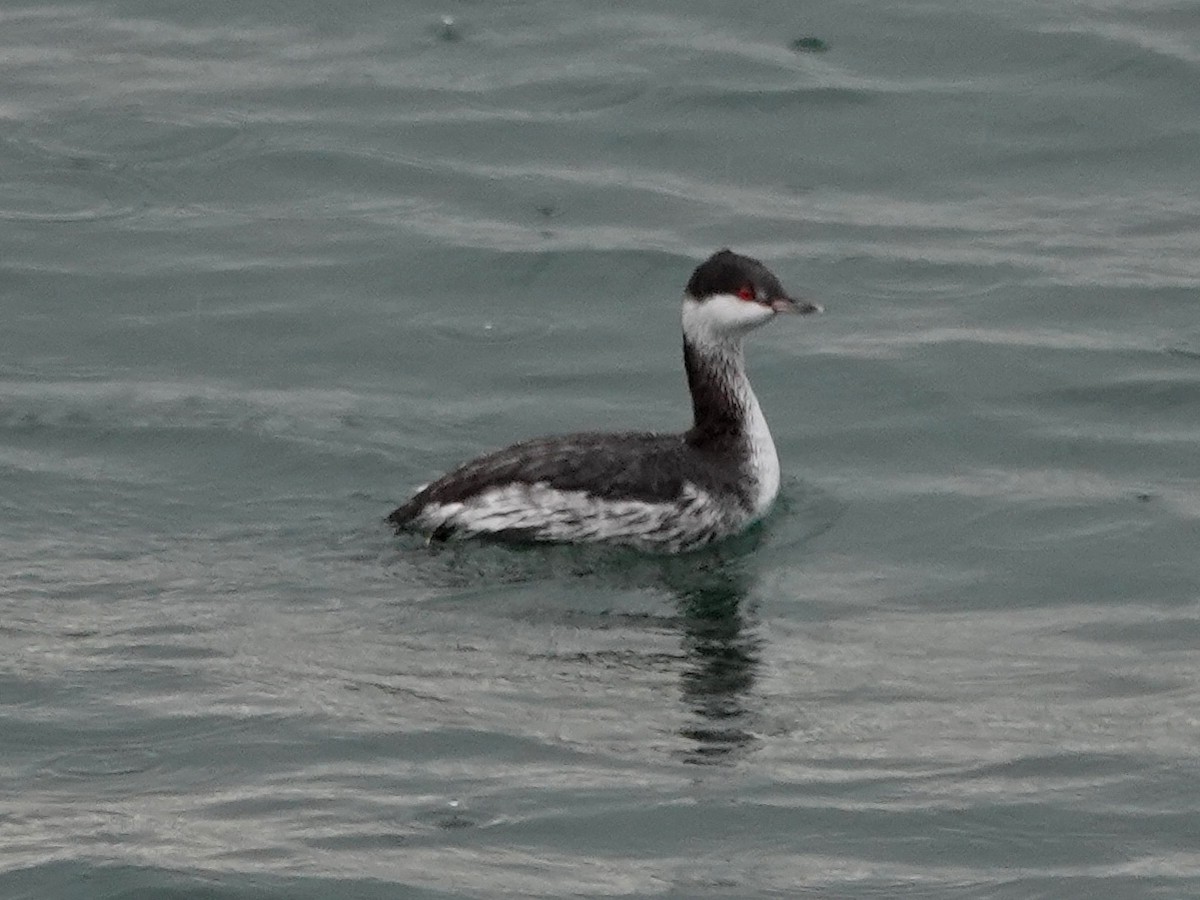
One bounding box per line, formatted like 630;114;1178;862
0;153;148;224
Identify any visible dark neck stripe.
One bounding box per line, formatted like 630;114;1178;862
683;337;749;449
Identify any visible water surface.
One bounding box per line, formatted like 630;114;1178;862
2;0;1199;896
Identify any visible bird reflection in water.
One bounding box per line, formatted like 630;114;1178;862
669;564;763;765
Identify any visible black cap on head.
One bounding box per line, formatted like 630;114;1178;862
685;249;787;301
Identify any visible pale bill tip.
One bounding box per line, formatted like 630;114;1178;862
771;296;824;315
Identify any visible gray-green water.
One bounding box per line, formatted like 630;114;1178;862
3;1;1199;897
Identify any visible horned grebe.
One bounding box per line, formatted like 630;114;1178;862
389;249;821;553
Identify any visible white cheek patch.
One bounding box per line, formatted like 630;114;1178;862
681;293;774;342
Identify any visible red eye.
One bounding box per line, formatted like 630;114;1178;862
736;285;756;301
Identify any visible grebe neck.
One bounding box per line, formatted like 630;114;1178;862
682;331;780;517
683;335;759;449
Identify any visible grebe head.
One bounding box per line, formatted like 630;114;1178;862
682;249;821;343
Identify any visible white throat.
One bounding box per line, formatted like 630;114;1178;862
737;370;781;519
